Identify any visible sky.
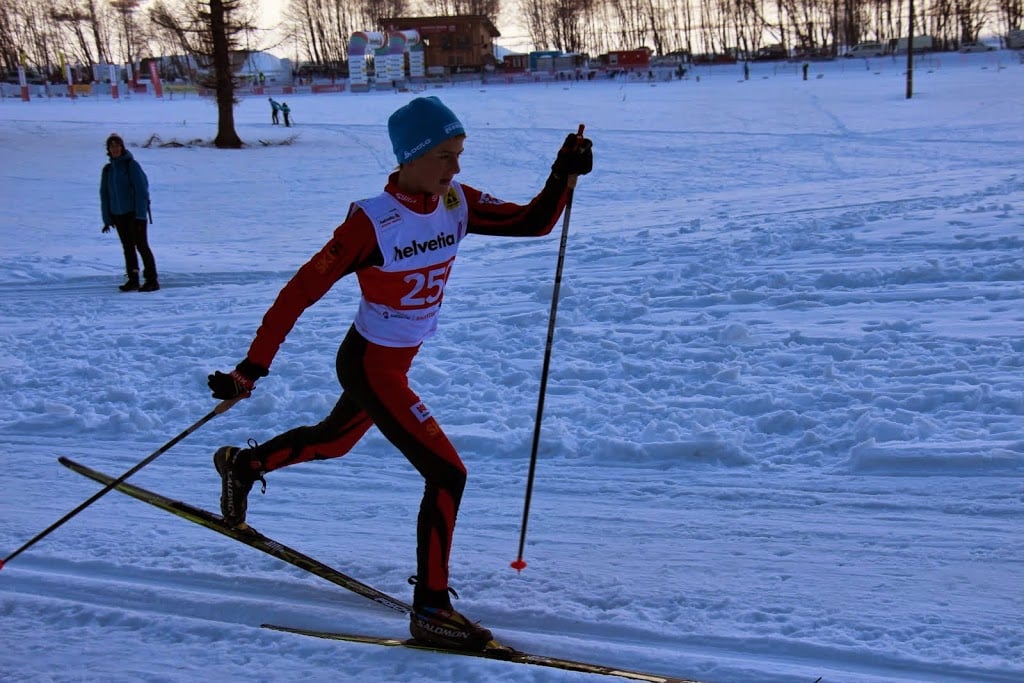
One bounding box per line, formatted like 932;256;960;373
1;51;1023;683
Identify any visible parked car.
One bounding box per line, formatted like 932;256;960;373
958;42;994;53
793;47;834;61
752;44;788;61
844;42;888;58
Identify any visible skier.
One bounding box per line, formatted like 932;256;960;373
100;133;159;292
207;96;593;651
268;97;280;125
281;101;291;127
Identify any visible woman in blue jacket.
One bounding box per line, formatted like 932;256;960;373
100;133;159;291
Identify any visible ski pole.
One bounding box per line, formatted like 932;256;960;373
511;124;585;573
1;398;240;570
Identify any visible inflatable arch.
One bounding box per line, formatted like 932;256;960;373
348;30;424;91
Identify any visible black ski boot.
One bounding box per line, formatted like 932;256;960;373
410;605;493;651
213;446;264;528
408;580;492;651
119;275;140;292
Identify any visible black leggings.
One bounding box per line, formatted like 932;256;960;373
248;327;467;606
112;213;157;281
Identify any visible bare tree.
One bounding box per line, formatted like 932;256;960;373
150;0;256;148
15;4;61;74
777;0;833;52
697;0;734;56
607;0;647;50
85;0;112;63
0;1;18;73
520;0;554;49
281;0;410;66
109;0;144;68
50;1;112;67
422;0;501;14
664;0;696;55
736;0;774;57
953;0;989;40
995;0;1023;29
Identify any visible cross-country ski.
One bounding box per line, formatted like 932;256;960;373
262;623;700;682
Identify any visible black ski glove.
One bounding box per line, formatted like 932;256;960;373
102;225;112;234
550;132;594;180
208;358;269;400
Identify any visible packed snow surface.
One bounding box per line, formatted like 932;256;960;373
2;53;1022;682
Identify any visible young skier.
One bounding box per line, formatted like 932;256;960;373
207;96;593;650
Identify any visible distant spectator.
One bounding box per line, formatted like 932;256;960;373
100;134;158;292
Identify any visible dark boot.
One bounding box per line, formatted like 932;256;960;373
409;606;493;651
409;580;493;651
139;279;160;292
213;446;263;527
119;273;140;292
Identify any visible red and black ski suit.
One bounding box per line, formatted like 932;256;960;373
239;171;571;609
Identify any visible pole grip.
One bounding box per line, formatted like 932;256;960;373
567;124;586;190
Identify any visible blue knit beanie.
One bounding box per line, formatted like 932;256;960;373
388;96;465;163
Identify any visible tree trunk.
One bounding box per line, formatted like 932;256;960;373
210;0;242;148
